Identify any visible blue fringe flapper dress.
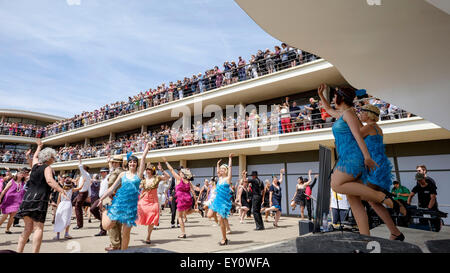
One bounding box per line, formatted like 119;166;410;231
209;178;232;219
364;128;393;191
332;116;367;182
106;173;141;227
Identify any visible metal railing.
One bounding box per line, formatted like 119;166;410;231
54;98;412;163
43;50;320;137
0;124;45;138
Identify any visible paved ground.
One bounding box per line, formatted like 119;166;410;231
0;210;302;253
2;209;449;253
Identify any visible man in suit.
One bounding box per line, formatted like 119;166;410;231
168;166;182;228
248;171;264;230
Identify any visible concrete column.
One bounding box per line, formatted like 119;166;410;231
0;116;5;123
109;132;115;142
239;154;246;179
141;125;148;134
84;138;90;148
65;142;69;148
180;159;187;169
330;146;336;168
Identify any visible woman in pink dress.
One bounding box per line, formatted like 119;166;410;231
136;161;170;244
0;169;27;234
163;157;199;239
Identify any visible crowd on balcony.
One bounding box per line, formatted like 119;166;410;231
0;149;28;165
0;122;46;138
54;95;411;162
43;43;319;137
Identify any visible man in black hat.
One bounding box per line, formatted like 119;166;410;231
248;170;265;230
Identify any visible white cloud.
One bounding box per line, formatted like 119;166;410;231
66;0;81;6
0;1;280;117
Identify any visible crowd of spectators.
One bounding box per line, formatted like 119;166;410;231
54;95;410;162
0;149;28;164
42;43;319;137
0;122;46;138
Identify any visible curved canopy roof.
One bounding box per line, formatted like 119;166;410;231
235;0;450;130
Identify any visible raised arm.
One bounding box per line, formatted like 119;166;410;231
343;110;378;171
32;139;44;166
78;155;90;181
162;157;181;181
279;168;285;184
317;84;339;118
138;142;151;179
157;162;170;181
25;149;32;168
227;153;233;184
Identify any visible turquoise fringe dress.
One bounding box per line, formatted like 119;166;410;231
106;173;141;227
209;178;232;219
364;126;393;191
332;116;367;182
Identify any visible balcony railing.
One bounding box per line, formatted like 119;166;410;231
43;50;321;138
54;98;412;163
0;124;44;138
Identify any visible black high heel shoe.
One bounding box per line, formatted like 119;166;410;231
219;239;228;246
178;234;186;239
391;233;405;242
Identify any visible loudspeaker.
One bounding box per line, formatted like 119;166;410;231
299;220;314;236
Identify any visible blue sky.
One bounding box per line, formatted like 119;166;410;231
0;0;280;118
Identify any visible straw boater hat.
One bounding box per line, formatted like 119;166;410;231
110;155;123;163
361;104;381;122
180;168;193;180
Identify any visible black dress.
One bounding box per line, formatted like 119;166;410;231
16;164;52;223
240;187;250;208
294;186;306;207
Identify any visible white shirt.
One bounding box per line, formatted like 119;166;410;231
78;164;92;193
99;173;110;198
330;189;350;210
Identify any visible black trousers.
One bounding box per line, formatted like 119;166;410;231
247;198;252;217
306;199;313;220
170;197;179;225
252;195;264;230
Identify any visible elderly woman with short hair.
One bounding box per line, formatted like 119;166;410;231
16;139;66;253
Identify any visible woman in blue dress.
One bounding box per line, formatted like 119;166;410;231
97;144;149;250
359;104;405;241
317;84;406;236
209;153;233;246
263;168;285;227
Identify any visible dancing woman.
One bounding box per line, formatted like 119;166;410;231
203;177;218;225
136;161;170;244
290;170;314;219
16;139;67;253
358;104;405;240
264;169;284;227
261;180;271;222
163;157;198;239
317;84;406;236
0;169;27;234
97;147;146;250
209;154;234;245
236;171;251;223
